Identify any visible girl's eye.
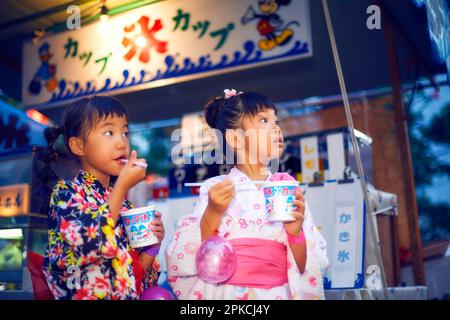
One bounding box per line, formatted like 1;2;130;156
260;118;269;123
275;120;280;126
123;131;129;137
104;131;113;136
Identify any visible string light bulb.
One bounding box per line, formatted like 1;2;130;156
97;2;109;34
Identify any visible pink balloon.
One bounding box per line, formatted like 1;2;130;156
140;287;175;300
195;236;237;284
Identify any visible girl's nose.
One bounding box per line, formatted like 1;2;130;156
273;122;281;132
116;136;127;149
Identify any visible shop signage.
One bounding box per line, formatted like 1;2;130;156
0;184;30;217
22;0;312;108
0;100;46;153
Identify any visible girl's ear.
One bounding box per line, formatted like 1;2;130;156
68;137;85;157
225;129;245;151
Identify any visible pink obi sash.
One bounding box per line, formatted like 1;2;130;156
223;238;288;289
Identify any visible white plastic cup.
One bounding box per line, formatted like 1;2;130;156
263;181;299;222
120;206;159;248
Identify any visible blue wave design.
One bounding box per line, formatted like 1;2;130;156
50;40;309;103
323;276;332;290
323;273;364;290
354;272;364;288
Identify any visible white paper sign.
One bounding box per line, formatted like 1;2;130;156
300;136;319;183
326;133;346;180
304;179;365;289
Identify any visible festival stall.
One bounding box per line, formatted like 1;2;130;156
0;98;82;298
0;100;44;296
13;0;445;299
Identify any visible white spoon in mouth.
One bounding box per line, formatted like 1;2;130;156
119;159;148;169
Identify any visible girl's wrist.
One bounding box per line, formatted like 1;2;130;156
204;206;224;224
287;228;306;245
206;204;225;217
108;184;129;224
285;219;303;234
114;177;131;194
143;244;160;257
200;210;223;241
201;214;220;236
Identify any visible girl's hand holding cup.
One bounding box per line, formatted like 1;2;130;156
142;211;165;257
151;211;165;245
284;188;305;236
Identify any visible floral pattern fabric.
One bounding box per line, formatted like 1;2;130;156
165;167;329;300
43;170;160;300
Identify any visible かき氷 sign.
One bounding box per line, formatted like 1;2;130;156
22;0;312;108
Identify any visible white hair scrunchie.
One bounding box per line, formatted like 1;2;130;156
223;89;242;99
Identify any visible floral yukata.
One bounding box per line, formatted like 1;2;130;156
166;167;329;300
43;170;160;300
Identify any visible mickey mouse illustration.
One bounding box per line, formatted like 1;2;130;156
28;42;58;95
242;0;299;51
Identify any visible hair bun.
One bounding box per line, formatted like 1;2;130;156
204;96;225;129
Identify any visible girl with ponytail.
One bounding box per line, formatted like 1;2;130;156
166;90;328;300
42;95;164;300
34;126;65;215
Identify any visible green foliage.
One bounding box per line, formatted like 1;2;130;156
423;104;450;144
406;92;450;243
417;195;450;242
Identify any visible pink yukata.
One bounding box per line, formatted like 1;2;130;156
165;167;329;300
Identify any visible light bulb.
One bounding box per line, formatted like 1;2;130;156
100;14;109;23
97;4;109;34
136;35;147;47
97;15;109;34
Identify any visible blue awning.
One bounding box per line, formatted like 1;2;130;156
0;99;47;155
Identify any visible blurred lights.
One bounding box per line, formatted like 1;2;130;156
26;109;50;126
0;228;23;240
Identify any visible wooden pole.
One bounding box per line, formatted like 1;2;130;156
391;215;401;286
382;6;426;286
